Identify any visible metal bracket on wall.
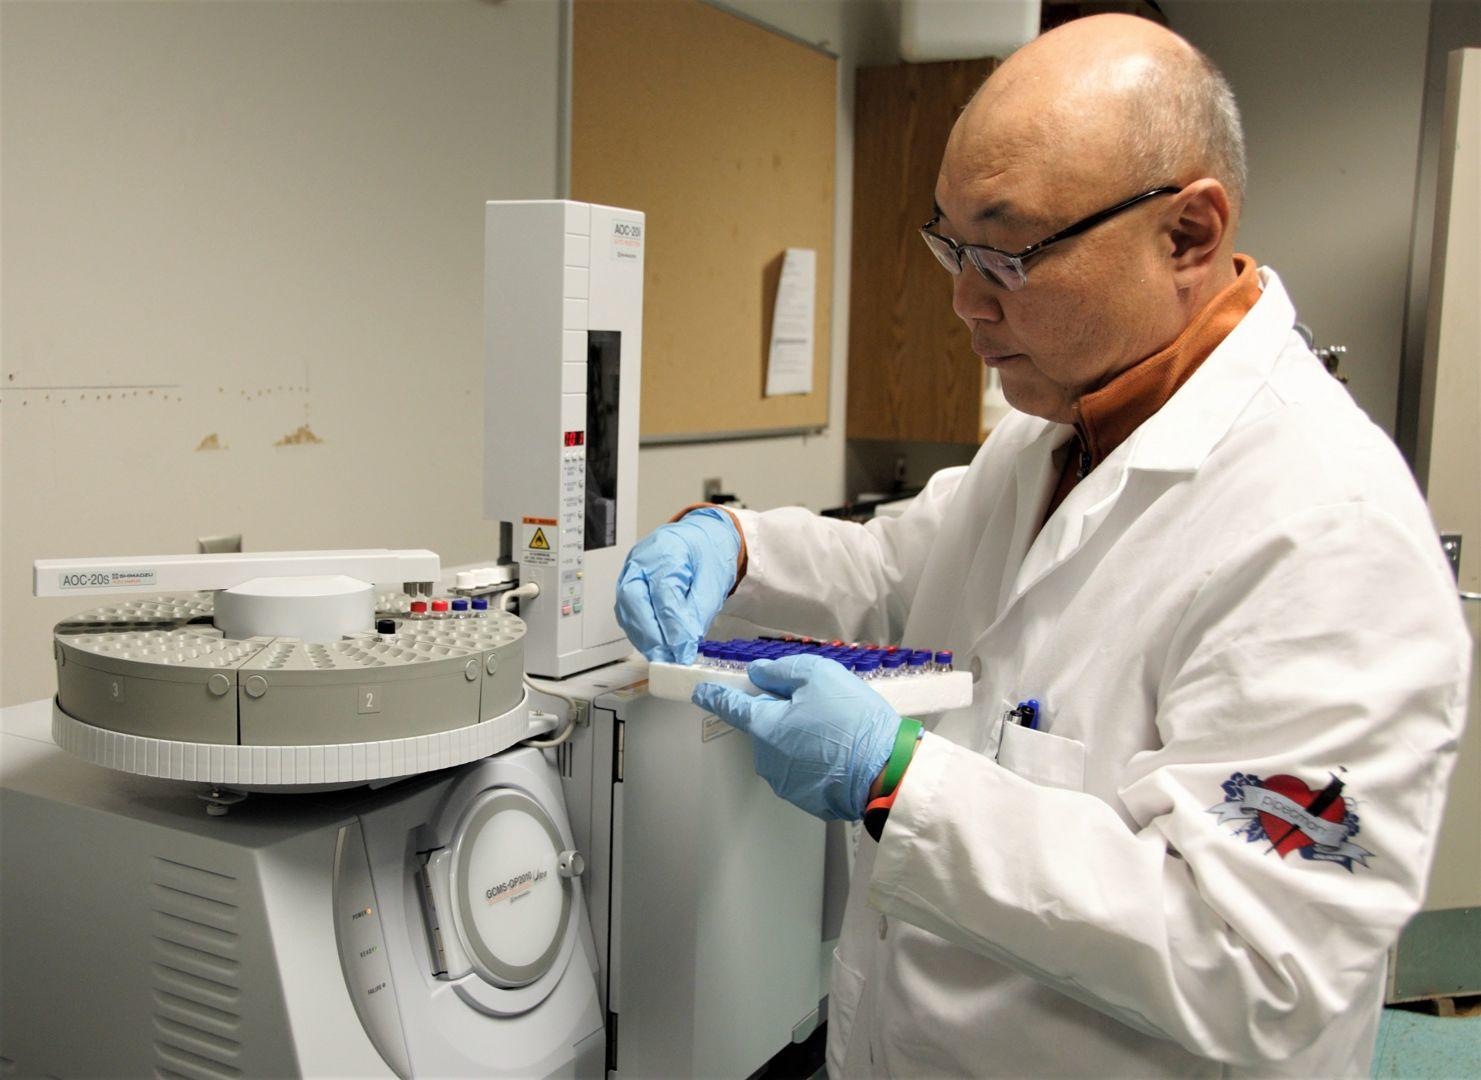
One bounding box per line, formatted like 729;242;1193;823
1439;535;1479;603
1441;533;1462;580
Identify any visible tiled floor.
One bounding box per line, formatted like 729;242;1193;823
782;1006;1481;1079
1372;1006;1481;1079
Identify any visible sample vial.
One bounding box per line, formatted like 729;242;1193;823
430;599;450;620
450;598;469;619
408;601;429;621
471;597;490;618
934;650;954;672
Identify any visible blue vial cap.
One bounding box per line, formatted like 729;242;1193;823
934;650;954;666
883;653;906;668
471;597;489;611
451;598;469;612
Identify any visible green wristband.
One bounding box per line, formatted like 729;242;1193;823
878;717;923;798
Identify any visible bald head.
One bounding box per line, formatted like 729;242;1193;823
931;15;1248;425
959;14;1246;211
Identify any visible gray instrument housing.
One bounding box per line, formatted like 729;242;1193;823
0;705;604;1079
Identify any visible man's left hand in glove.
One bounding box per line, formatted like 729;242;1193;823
692;654;903;821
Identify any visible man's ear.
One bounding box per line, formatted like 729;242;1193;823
1165;179;1231;283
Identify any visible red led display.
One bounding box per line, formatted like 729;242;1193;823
563;431;585;447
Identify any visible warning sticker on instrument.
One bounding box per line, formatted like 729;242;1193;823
606;679;650;702
523;518;556;565
702;715;735;743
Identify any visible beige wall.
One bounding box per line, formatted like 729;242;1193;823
0;0;903;707
1398;2;1481;461
1;0;563;705
1161;0;1432;436
1417;49;1480;593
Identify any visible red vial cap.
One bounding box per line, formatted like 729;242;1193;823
410;601;428;613
884;645;899;652
431;599;450;612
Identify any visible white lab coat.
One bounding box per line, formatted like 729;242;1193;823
725;269;1471;1078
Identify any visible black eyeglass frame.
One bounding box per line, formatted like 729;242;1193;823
920;186;1182;290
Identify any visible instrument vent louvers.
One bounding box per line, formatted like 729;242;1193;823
149;857;244;1080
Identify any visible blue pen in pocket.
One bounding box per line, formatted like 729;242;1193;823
1013;698;1040;730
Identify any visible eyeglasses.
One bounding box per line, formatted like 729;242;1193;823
919;186;1181;291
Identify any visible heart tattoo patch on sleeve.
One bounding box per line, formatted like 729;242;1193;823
1208;771;1372;872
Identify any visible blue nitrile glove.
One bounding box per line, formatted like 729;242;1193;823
615;508;740;663
692;654;901;821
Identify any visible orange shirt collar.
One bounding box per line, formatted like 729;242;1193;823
1071;255;1261;470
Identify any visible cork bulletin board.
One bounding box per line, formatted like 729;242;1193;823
571;0;836;442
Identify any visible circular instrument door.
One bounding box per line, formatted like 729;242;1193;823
448;788;573;989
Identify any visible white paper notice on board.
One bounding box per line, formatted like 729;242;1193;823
765;248;816;397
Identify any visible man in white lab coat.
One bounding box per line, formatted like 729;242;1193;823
616;14;1471;1078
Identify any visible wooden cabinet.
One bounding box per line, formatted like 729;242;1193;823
846;58;998;445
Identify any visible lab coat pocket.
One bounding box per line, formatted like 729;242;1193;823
826;950;866;1077
996;721;1086;791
